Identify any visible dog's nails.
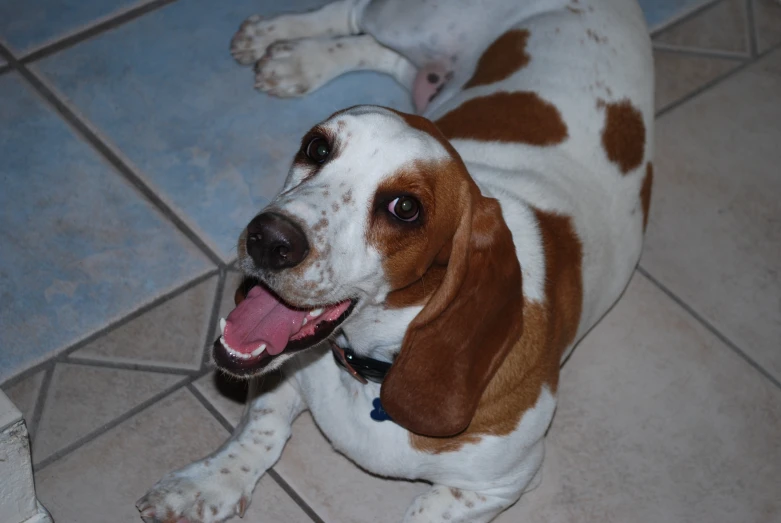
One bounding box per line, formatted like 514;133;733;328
238;496;249;518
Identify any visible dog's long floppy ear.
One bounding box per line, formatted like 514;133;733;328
381;187;524;437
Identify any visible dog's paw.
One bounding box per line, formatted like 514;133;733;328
253;39;336;97
230;15;279;66
137;465;250;523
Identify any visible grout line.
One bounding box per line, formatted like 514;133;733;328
64;357;199;376
20;0;179;64
637;266;781;391
652;43;749;60
267;469;328;523
27;365;55;444
649;0;722;36
186;382;236;432
655;38;781;118
0;269;217;389
746;0;759;58
202;269;228;370
0;43;225;268
33;373;205;471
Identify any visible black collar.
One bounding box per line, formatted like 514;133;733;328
330;341;392;384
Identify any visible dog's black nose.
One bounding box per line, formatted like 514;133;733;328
245;212;309;271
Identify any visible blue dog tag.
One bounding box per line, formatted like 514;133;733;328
370;397;392;422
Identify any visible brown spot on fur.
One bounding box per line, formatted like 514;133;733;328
464;30;531;88
342;189;353;204
313;218;328;232
586;29;607;43
436;92;568;146
450;488;463;499
567;5;584;13
411;209;582;453
241;465;250;472
601;100;645;174
211;506;219;516
220;468;230;474
641;162;653;232
332;201;340;212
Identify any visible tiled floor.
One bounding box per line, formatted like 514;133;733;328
1;0;780;522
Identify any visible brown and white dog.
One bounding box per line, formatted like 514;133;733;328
138;0;654;521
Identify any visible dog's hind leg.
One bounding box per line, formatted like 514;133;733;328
136;376;305;523
231;0;371;66
254;34;415;97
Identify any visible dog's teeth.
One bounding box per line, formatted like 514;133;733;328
250;344;267;357
302;317;308;325
309;308;323;317
219;318;227;334
220;335;231;351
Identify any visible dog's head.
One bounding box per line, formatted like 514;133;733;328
215;106;523;436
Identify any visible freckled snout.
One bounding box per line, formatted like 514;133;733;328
246;212;309;271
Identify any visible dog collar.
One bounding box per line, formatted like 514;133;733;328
330;340;392;384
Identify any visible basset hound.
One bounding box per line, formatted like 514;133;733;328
138;0;654;521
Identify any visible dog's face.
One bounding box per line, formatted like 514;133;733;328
215;105;523;436
216;106;468;376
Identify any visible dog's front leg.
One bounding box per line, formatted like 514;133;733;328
136;376;305;523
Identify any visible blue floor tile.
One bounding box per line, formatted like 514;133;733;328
638;0;709;30
0;0;148;55
35;0;413;261
0;74;214;382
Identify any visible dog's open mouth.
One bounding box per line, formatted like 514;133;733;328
213;281;355;376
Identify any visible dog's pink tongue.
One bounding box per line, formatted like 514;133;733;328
223;286;308;356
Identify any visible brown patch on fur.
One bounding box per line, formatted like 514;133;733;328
601;100;646;174
332;201;340;212
410;209;583;453
436;92;568;146
384;263;447;308
342;189;353;203
567;5;583;13
641;162;653;232
464;30;531;88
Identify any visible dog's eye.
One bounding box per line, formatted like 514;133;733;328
388;196;420;222
305;136;330;163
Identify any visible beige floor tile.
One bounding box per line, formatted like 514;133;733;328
642;48;781;379
654;0;750;54
192;370;248;426
2;370;45;431
753;0;781;52
495;273;781;522
33;363;183;463
654;49;741;110
72;276;218;370
35;388;311;523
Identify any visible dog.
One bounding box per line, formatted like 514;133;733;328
138;0;654;521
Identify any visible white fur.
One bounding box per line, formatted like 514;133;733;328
139;0;653;521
